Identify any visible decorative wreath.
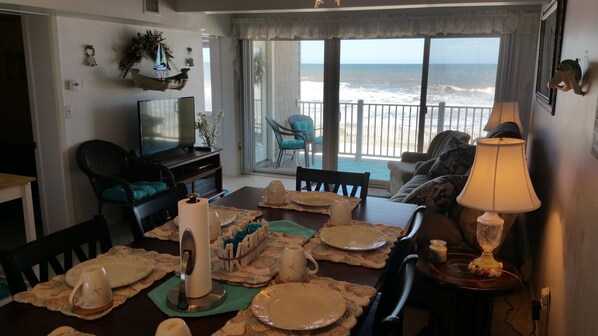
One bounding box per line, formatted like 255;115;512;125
119;30;174;78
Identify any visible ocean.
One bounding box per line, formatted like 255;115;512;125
300;63;497;108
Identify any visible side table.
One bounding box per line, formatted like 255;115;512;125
416;248;522;336
0;173;37;242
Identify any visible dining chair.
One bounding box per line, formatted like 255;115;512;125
0;215;113;295
265;116;310;168
288;114;323;165
76;139;176;213
123;183;188;240
295;166;371;201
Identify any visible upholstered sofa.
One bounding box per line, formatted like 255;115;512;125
388;122;523;257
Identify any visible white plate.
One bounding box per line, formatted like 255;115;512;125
320;226;388;251
290;191;341;207
66;255;155;288
173;208;237;227
251;283;346;331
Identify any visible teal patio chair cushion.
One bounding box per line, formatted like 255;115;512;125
280;139;305;150
290;119;314;135
101;181;168;202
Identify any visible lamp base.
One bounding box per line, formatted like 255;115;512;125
468;251;503;277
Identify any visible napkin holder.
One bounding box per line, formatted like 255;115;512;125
167;194;226;313
216;220;269;272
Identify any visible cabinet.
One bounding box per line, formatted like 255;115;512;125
149;148;223;200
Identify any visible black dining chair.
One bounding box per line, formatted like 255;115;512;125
123;183;188;240
295;166;371;201
0;215;112;295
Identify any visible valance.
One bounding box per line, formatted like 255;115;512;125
233;10;539;40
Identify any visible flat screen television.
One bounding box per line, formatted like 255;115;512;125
138;96;195;158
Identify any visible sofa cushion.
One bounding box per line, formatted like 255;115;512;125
401;175;469;213
429;137;476;177
390;175;432;202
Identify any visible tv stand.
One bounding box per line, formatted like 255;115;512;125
148;148;223;200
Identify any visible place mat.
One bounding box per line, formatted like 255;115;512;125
212;275;377;336
303;220;404;269
48;326;95;336
144;205;263;242
258;190;361;215
13;246;178;320
211;229;309;288
148;276;261;317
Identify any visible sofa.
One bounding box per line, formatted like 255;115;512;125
388;122;523;257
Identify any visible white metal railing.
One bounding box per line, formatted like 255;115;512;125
298;100;492;160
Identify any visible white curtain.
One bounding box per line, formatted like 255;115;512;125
233;10;538;40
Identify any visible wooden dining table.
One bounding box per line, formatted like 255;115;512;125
0;186;418;335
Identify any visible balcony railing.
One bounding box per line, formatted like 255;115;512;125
298;100;492;160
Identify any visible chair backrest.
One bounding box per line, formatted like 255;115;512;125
374;205;424;328
0;215;112;295
265;116;287;146
295;166;370;200
426;130;471;159
123;183;188;240
288;114;315;141
376;254;419;336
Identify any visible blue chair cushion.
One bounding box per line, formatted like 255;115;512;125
280;139;305;150
314;135;323;144
290;120;314;135
101;181;168;202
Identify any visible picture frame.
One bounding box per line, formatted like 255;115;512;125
535;0;567;115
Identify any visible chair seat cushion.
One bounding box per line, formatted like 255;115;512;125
101;181;168;202
280;139;305;150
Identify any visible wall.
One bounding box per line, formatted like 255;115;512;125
527;0;598;334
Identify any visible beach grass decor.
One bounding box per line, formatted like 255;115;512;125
119;30;173;78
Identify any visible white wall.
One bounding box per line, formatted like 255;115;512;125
527;0;598;334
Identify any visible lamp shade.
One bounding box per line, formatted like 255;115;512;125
483;101;523;131
456;138;540;213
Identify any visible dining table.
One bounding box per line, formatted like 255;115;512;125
0;186;418;335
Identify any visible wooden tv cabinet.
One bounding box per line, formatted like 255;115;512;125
148;148;224;200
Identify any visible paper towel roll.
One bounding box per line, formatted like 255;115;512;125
178;196;212;298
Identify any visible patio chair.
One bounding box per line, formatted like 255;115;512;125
295;166;370;201
76;139;176;213
288;114;323;165
123;183;188;240
0;215;112;295
265;116;310;168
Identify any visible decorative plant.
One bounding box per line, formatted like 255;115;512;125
253;50;265;87
195;110;224;147
119;30;174;78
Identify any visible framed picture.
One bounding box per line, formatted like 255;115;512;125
535;0;567;115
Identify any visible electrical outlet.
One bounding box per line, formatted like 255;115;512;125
541;287;551;307
65;105;72;119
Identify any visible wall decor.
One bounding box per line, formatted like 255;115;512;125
185;47;194;67
535;0;567;115
118;30;189;91
548;58;585;96
85;45;97;66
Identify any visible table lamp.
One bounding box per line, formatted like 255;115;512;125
456;138;540;277
483;101;523;131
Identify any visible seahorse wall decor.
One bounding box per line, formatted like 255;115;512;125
548;58;586;96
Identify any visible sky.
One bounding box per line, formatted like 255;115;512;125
301;37;500;64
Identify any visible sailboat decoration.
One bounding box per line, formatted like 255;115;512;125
119;30;190;91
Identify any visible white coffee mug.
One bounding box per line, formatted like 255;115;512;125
329;198;352;226
155;318;192;336
209;210;221;242
68;265;112;310
261;180;286;206
279;244;319;282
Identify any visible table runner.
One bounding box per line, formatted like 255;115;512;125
144;205;263;242
12;246;178;320
211;276;377;336
258;190;361;215
303;220;404;269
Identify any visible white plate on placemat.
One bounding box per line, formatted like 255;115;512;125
173;209;237;227
66;255;155;288
320;226;388;251
290;191;341;207
251;283;346;331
